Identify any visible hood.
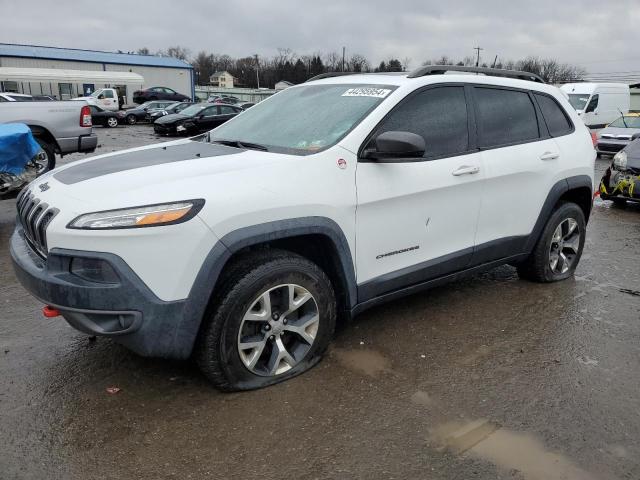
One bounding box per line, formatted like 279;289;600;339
623;139;640;169
156;113;189;124
43;139;287;213
599;127;640;139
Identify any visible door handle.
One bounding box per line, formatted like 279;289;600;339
540;152;559;161
452;165;480;176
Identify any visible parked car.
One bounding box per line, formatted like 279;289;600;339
154;103;242;135
123;100;177;125
0;100;97;166
0;93;33;102
32;95;56;101
10;66;594;391
560;83;630;128
0;123;49;197
89;105;125;128
207;95;239;104
237;102;255;110
146;102;194;122
133;87;190;104
599;138;640;206
595;113;640;156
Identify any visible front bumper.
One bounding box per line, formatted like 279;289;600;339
599;168;640;202
10;226;188;358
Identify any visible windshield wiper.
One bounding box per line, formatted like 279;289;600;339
211;139;268;151
618;109;629;128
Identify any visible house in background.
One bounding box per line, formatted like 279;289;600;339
209;71;236;88
275;80;294;91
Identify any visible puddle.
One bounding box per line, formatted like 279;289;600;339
431;420;598;480
332;348;391;377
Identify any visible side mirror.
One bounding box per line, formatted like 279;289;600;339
364;131;426;161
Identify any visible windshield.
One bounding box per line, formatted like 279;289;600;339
567;94;590;111
180;104;209;116
608;116;640;128
209;84;396;154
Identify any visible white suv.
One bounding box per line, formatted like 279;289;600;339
10;66;595;391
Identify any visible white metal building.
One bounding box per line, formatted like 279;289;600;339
0;43;194;104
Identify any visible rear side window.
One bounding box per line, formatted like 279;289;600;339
375;86;469;159
474;87;539;148
534;93;573;137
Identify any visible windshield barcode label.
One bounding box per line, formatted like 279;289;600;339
342;88;391;98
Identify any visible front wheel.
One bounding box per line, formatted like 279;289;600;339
106;117;118;128
126;114;137;125
517;202;586;282
196;250;336;391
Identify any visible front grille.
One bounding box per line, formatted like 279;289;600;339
16;190;59;258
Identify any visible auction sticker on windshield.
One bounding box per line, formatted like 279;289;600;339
342;88;391;98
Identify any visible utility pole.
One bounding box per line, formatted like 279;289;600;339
473;46;483;67
492;55;498;68
342;46;346;72
254;54;260;89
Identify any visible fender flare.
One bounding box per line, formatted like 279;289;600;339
523;174;593;253
173;216;357;358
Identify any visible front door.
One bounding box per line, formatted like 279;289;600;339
355;85;483;300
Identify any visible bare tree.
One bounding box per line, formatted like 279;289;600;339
136;47;150;55
164;45;190;61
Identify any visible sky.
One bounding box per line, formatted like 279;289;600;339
1;0;640;78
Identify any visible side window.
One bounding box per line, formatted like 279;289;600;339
0;96;7;102
202;107;217;116
585;94;599;113
534;93;573;137
219;105;237;115
103;89;114;99
374;86;469;159
474;87;539;148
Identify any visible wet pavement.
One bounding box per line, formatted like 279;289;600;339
1;125;639;479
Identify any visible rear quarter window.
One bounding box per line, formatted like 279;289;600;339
534;93;573;137
474;87;539;148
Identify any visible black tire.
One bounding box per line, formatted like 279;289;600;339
517;202;586;282
126;114;137;125
611;197;627;207
34;138;56;173
195;249;336;391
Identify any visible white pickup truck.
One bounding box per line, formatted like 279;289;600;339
0;100;98;168
74;88;121;112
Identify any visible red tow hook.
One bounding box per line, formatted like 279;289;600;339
42;305;61;318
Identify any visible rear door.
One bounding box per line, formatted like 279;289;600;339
471;86;562;264
196;106;222;131
355;85;483;299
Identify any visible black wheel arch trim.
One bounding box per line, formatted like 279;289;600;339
174;216;357;358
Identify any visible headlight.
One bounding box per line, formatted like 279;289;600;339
67;200;204;229
613;151;628;170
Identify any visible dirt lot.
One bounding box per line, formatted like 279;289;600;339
1;125;639;480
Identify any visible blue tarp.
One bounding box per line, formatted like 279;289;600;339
0;123;41;175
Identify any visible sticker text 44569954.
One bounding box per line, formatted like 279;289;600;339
342;88;392;98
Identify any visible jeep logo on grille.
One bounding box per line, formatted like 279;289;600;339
38;182;50;192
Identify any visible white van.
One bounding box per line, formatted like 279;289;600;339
560;83;630;128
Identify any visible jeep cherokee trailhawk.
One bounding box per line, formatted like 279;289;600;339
10;66;595;391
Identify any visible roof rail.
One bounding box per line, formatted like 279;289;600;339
305;72;359;82
407;65;545;83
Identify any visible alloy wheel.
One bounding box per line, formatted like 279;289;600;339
237;284;320;376
107;117;118;127
549;218;581;274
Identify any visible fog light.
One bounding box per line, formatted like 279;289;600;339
70;257;119;283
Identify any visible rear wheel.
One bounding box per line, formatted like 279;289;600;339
106;117;118;128
126;114;137;125
34;138;55;173
517;202;585;282
196;250;336;391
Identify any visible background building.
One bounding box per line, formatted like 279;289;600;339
0;43;194;104
209;71;236;88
